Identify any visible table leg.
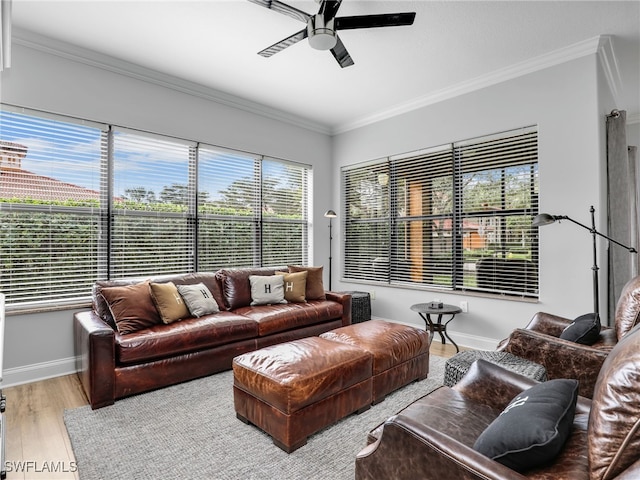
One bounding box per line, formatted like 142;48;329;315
442;315;460;352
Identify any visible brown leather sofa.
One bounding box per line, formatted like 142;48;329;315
497;274;640;398
74;267;351;409
355;322;640;480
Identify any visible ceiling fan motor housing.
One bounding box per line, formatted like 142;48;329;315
307;14;337;50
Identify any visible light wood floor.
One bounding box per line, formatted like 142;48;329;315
2;342;461;480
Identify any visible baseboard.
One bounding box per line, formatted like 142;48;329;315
1;356;77;388
373;316;499;351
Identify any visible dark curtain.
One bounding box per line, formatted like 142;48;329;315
606;110;639;322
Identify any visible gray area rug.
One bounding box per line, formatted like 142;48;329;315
64;355;446;480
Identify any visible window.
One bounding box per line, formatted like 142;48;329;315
0;108;106;308
342;126;538;298
0;106;311;310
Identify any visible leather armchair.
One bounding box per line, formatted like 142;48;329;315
496;274;640;398
355;322;640;480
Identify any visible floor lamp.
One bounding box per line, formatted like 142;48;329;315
532;205;637;318
324;210;337;291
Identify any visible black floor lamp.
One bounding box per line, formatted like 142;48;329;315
324;209;337;291
532;205;637;318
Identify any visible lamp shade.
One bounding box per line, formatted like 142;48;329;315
532;213;559;227
324;210;337;218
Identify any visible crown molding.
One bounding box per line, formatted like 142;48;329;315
12;28;332;136
333;36;607;135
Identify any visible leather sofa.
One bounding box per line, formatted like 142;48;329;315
74;267;351;409
355;323;640;480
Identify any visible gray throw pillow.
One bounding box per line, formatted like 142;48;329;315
249;275;287;306
177;283;220;317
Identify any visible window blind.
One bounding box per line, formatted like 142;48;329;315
0;105;312;311
342;126;539;298
0;108;107;307
196;146;259;269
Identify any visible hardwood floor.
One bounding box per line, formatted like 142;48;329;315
2;342;461;480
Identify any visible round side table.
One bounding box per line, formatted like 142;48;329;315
410;303;463;352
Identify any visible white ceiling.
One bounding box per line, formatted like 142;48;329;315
11;0;640;134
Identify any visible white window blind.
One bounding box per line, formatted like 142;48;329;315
110;129;196;278
261;158;309;266
1;105;313;310
342;126;539;298
197;146;259;269
0;108;107;307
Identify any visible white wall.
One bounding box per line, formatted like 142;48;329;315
0;41;333;386
332;55;606;349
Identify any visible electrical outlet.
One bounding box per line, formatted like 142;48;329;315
370;290;376;300
460;301;468;313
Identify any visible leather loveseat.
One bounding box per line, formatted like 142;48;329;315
74;266;351;409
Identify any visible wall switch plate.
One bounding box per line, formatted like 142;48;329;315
460;301;468;313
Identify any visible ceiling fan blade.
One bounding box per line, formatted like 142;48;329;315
330;36;354;68
319;0;342;22
247;0;311;23
335;12;416;30
258;29;308;58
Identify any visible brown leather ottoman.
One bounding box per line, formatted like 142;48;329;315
232;336;373;453
320;320;431;403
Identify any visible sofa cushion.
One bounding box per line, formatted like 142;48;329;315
236;300;343;337
115;311;259;365
177;283;219;317
101;281;161;335
288;265;326;300
275;270;307;303
249;275;287;306
150;281;190;324
559;313;600;345
216;267;284;310
589;323;640;480
473;379;579;472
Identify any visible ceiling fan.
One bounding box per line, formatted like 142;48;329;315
248;0;416;68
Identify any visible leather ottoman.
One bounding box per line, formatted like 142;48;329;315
232;336;373;453
321;320;432;403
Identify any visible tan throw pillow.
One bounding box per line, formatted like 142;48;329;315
275;270;308;303
288;265;326;300
149;281;190;324
100;281;161;335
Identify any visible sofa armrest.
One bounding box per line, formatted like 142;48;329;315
74;310;116;409
453;358;539;409
325;291;352;326
498;328;609;398
356;417;528;480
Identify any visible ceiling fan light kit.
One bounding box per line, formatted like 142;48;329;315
308;16;337;50
249;0;416;67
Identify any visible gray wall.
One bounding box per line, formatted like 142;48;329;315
332;54;613;348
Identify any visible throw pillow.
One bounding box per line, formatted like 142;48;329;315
559;313;601;345
149;281;190;324
275;270;308;303
249;275;287;306
100;281;161;335
177;283;220;317
473;378;579;472
288;265;326;300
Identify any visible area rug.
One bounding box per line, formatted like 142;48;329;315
64;355;446;480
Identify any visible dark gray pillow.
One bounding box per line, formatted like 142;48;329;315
177;283;219;317
559;313;601;345
473;379;579;472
